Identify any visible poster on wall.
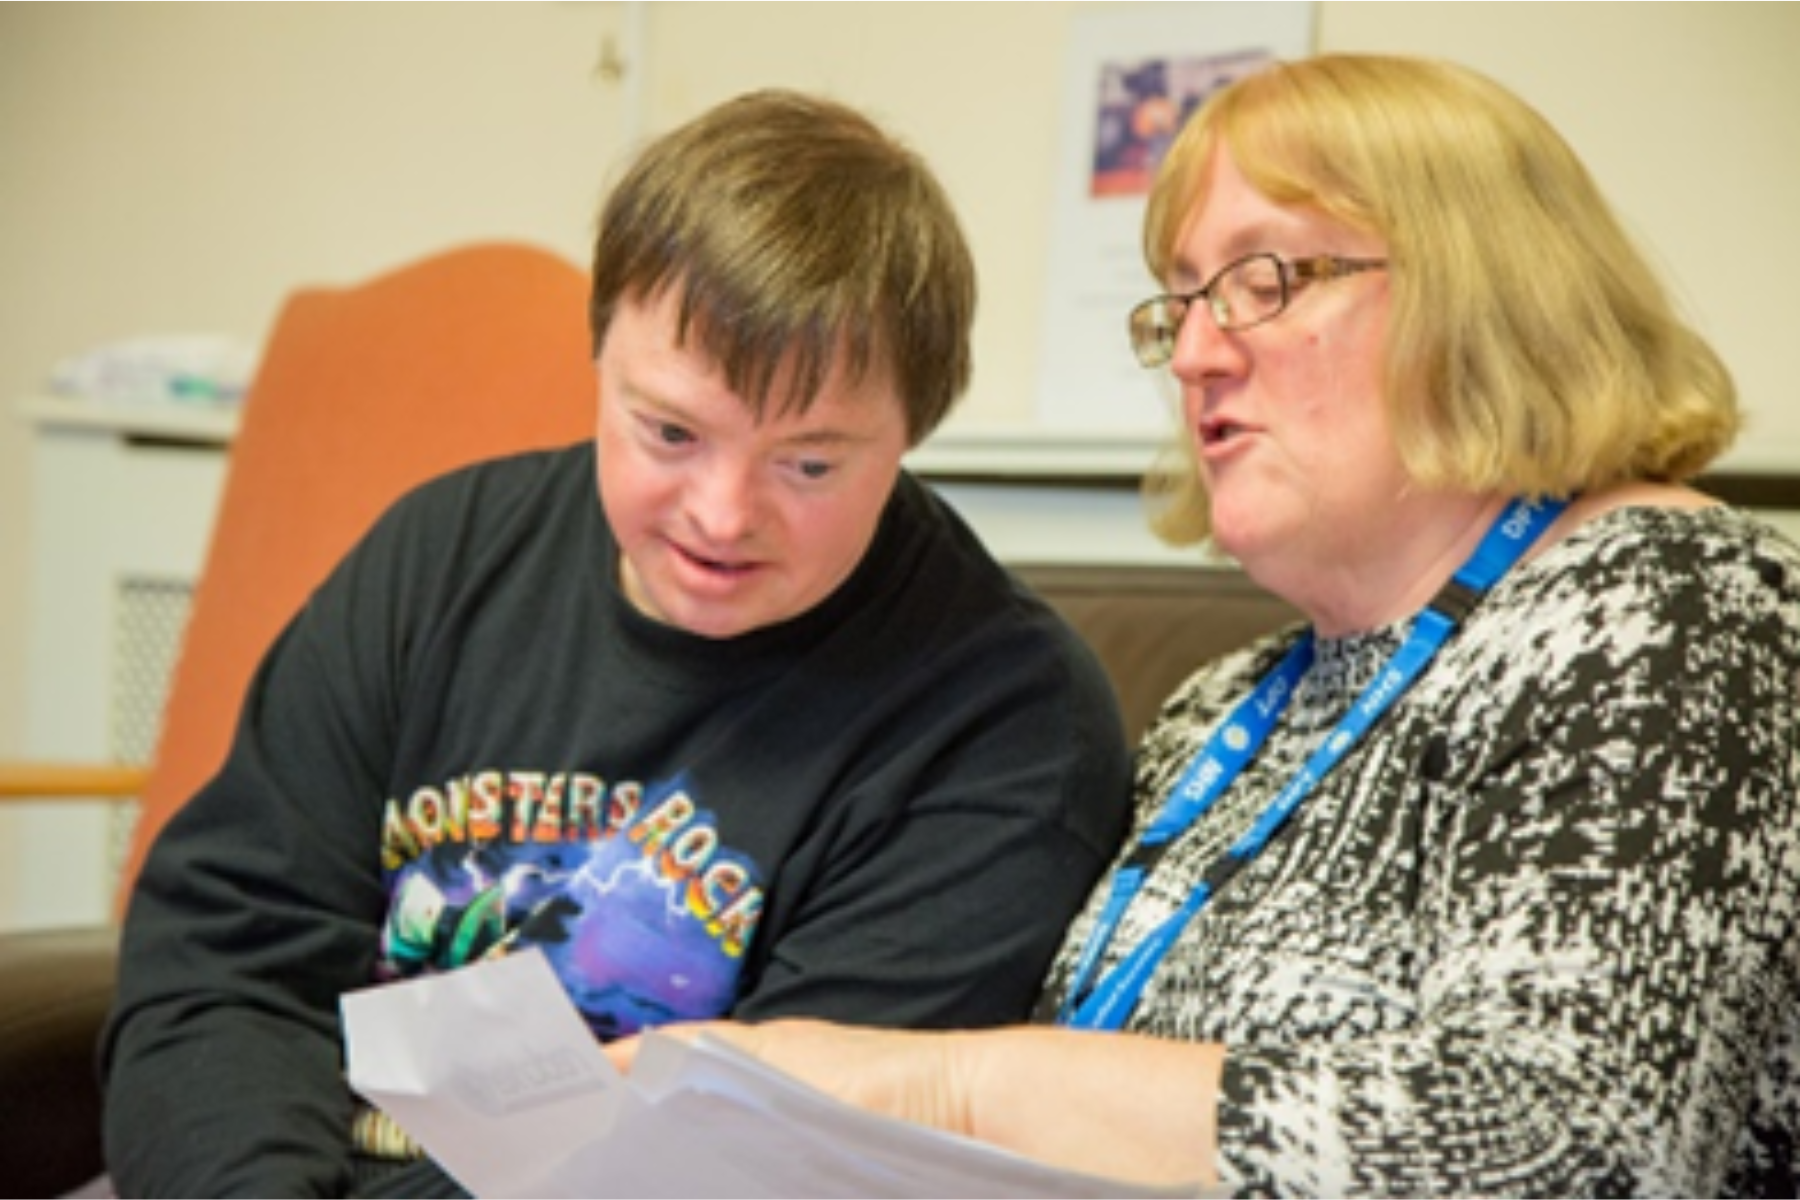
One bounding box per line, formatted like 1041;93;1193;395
1033;2;1316;444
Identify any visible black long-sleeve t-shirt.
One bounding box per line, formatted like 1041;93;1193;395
102;443;1132;1197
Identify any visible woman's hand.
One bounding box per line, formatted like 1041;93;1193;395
607;1021;1222;1188
607;1019;968;1132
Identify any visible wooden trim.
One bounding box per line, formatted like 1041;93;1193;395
1694;471;1800;511
918;467;1800;511
0;762;148;801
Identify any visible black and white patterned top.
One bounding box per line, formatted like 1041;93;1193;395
1038;504;1800;1198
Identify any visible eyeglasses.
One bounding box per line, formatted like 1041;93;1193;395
1127;252;1389;368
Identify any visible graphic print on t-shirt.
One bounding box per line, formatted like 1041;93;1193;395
376;768;764;1039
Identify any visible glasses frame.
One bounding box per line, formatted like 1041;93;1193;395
1128;252;1389;368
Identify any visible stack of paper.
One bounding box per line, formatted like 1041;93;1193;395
343;951;1209;1198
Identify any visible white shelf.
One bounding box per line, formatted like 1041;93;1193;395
19;393;240;446
905;424;1164;479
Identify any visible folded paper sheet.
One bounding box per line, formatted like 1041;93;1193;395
343;951;1212;1198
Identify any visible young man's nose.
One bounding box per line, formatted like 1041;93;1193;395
685;459;760;543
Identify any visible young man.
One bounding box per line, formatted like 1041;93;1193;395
100;90;1132;1197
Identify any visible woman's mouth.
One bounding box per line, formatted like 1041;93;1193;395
1200;419;1247;448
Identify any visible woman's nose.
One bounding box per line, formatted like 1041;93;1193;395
1167;300;1246;383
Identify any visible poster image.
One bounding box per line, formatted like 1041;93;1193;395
1090;50;1273;199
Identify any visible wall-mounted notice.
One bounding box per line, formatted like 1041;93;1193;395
1034;3;1317;441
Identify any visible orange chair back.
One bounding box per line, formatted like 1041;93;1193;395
115;242;597;911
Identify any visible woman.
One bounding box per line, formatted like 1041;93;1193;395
610;55;1800;1197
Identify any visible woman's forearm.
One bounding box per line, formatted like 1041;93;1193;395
629;1020;1223;1188
951;1026;1221;1187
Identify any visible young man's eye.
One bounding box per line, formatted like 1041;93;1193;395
794;459;834;481
649;420;694;447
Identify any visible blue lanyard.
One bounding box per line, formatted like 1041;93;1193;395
1057;495;1567;1031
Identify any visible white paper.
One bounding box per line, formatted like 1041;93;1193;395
343;951;1218;1198
49;333;255;406
342;950;627;1197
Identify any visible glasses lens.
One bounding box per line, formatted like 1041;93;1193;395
1128;296;1181;367
1217;256;1286;330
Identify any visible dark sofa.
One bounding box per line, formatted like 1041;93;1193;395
0;559;1299;1197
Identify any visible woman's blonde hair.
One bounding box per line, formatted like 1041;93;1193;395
1142;54;1740;545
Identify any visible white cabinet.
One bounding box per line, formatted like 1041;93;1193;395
6;396;236;931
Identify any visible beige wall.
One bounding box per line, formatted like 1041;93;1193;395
3;1;1796;775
